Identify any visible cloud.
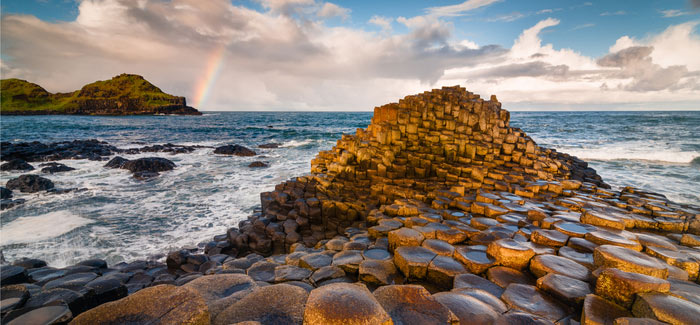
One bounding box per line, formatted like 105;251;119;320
600;11;626;16
572;23;595;30
317;2;350;20
661;9;692;17
486;12;525;22
369;15;392;33
1;2;699;111
426;0;501;17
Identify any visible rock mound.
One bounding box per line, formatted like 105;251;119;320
214;145;256;156
5;174;54;193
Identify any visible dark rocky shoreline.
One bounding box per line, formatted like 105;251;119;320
2;86;700;324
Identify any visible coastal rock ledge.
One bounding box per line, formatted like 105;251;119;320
4;86;700;325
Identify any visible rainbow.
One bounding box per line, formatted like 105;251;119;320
193;45;227;109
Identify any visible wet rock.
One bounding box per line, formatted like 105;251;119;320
454;248;496;274
84;277;128;308
585;230;642;251
39;162;75;174
77;259;108;269
486;238;535;270
501;284;569;322
581;210;626;230
362;248;392;261
246;261;278;282
184;274;258;319
13;258;48;269
258;143;281;149
595;267;670;308
453;273;504;298
1;139;117;162
529;254;591;281
581;294;631;325
5;174;54;193
122;157;175;174
0;285;29;314
274;265;312;282
299;252;332;271
0;159;34;171
631;292;700;324
358;260;398;286
1;265;28;285
214;145;256;156
593;245;669;279
0;186;12;199
310;265;346;286
104;156;129;168
432;291;499;325
42;272;98;292
248;161;268;168
558;246;595;270
23;288;88;315
71;284;209;324
303;282;391;324
427;255;466;289
451;287;508;313
486;266;535;288
374;284;458;324
531;229;569;247
332;248;362;267
388;227;425;251
536;273;591;306
613;317;666;325
494;311;554;325
422;239;456;256
5;302;72;325
394;246;437;280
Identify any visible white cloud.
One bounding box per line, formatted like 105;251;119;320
1;2;699;111
600;10;626;16
660;9;691;18
486;12;525;22
571;23;595;31
426;0;502;18
317;2;350;20
369;15;392;33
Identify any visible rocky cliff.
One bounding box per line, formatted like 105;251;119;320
0;74;201;115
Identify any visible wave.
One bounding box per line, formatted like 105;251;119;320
280;139;315;148
1;211;94;246
562;148;699;164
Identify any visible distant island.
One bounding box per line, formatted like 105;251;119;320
0;73;201;115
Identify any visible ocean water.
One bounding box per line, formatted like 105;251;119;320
1;111;698;266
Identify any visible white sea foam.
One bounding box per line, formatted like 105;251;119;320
280;139;315;147
1;211;94;245
561;148;699;164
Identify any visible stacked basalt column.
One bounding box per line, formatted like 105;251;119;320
244;86;607;256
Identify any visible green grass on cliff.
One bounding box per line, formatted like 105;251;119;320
1;74;181;113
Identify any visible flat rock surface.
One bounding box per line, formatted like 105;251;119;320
303;283;391;325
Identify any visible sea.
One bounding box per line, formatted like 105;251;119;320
1;111;698;267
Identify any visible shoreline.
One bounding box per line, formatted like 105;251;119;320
2;86;700;324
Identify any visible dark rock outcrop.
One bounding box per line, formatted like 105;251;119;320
0;139;117;162
0;159;34;171
0;186;12;199
104;156;129;169
39;162;75;174
214;145;256;156
5;175;54;193
249;161;268;168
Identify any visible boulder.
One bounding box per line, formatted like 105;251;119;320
595;268;670;308
1;265;28;285
70;284;209;324
121;157;175;173
214;145;256;156
0;186;12;199
213;283;308;325
5;175;54;193
183;274;258;319
373;285;458;324
593;245;668;279
0;159;34;171
104;156;129;169
249;161;268;168
432;291;499;325
581;294;631;325
631;292;700;324
501;284;569;322
303;283;391;325
39;162;75;174
486;239;535;270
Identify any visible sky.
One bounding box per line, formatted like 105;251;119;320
1;0;699;111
